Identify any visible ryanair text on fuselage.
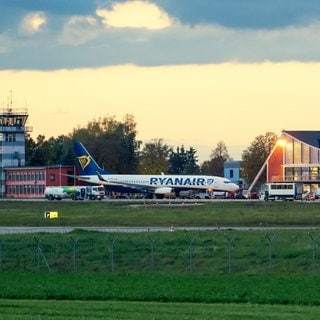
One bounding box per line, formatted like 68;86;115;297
149;177;214;186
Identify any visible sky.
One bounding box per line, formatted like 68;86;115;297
1;0;320;163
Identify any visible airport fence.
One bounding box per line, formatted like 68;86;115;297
0;230;319;274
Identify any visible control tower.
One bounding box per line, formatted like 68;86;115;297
0;106;32;196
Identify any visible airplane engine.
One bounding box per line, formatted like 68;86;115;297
154;187;175;199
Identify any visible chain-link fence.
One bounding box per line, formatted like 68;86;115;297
0;230;319;274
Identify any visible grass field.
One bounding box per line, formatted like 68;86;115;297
2;299;320;320
1;200;320;319
1;273;320;319
1;272;320;305
0;199;320;227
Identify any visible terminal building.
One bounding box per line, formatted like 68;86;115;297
249;130;320;195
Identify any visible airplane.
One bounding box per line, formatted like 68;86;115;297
73;142;239;198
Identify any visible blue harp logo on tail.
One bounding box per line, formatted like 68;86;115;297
77;155;91;171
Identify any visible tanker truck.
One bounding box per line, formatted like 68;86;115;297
44;185;105;200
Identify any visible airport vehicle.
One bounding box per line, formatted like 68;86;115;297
194;192;211;199
44;185;105;200
259;182;302;201
178;190;195;199
178;190;226;199
73;185;105;200
73;142;239;199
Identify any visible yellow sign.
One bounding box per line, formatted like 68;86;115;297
44;211;59;219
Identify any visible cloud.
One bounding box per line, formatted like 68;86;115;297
96;1;174;29
20;12;46;35
159;0;320;29
60;16;99;45
2;1;320;69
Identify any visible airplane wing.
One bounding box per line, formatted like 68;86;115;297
95;172;152;191
62;173;97;183
63;172;142;190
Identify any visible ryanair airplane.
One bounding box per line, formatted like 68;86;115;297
74;142;239;198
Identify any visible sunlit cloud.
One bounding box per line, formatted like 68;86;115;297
20;12;46;35
3;2;320;68
96;1;174;29
60;16;99;45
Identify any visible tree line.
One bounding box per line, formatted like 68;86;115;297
25;114;278;190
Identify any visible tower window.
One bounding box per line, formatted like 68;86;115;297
5;133;16;142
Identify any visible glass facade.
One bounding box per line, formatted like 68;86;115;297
285;139;293;164
293;140;301;164
283;133;320;182
301;144;309;163
310;147;319;163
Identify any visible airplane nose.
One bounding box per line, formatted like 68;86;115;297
232;183;239;192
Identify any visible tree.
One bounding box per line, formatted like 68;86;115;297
26;134;50;166
25;133;36;166
137;138;171;174
241;131;278;188
25;114;139;171
25;133;74;166
46;135;74;165
71;114;139;173
201;141;231;176
169;145;200;174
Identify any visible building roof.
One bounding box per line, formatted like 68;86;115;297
4;165;74;171
224;160;241;168
283;130;320;149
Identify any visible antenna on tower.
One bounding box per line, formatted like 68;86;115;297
10;90;13;108
7;90;13;109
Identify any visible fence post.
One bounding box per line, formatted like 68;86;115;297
33;237;51;272
69;237;79;272
308;233;320;272
108;235;117;273
224;233;236;273
265;234;275;272
185;232;196;273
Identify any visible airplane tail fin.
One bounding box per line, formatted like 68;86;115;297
74;142;111;175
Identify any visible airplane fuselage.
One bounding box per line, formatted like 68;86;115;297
78;173;238;193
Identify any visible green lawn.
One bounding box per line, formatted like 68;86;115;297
0;299;319;320
1;273;320;319
1;273;320;305
0;200;320;227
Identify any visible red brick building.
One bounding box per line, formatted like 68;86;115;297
4;165;76;198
